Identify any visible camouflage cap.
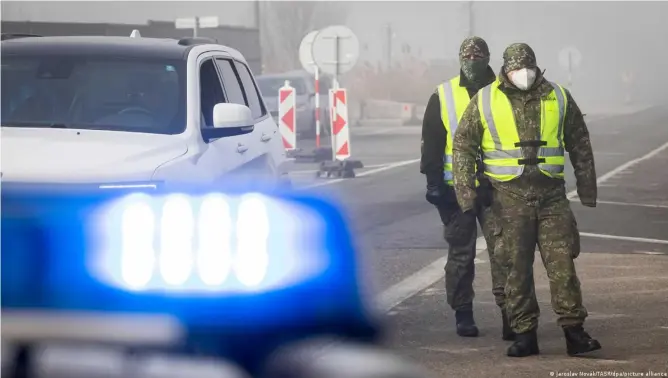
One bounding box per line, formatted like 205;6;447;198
459;36;490;60
502;43;537;72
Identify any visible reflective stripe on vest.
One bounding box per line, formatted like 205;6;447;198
478;80;567;182
437;76;472;185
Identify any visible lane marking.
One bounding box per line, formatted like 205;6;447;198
379;237;487;311
580;232;668;245
574;199;668;209
381;140;668;313
304;158;420;189
633;251;668;255
567;140;668;200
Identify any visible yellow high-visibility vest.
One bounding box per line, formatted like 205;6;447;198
437;76;474;186
477;79;568;182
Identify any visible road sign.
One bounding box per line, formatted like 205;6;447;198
299;30;319;75
278;81;297;151
311;25;360;77
558;46;582;70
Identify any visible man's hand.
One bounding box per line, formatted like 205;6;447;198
444;210;477;246
476;178;493;208
425;184;456;206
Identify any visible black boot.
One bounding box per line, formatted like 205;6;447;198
455;310;479;337
501;309;516;341
507;329;539;357
563;325;601;356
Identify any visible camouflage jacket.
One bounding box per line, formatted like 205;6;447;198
452;69;597;212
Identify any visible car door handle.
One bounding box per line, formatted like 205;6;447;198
260;133;272;142
237;144;248;154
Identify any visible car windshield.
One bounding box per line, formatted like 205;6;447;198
257;77;308;97
0;55;186;134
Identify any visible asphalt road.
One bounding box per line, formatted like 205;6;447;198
287;106;668;376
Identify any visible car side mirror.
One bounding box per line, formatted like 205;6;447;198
202;103;254;142
213;103;253;128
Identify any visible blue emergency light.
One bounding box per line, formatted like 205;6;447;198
1;186;377;338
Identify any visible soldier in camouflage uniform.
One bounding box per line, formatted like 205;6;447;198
452;43;602;357
421;37;512;340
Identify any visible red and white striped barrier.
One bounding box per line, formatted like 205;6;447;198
278;80;296;151
330;87;351;160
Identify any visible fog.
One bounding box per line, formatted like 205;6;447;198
2;1;667;113
263;1;668;113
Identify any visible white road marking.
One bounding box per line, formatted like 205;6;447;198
633;250;668;255
380;140;668;313
567;140;668;200
580;232;668;245
378;237;487;311
592;151;628;156
304;158;420;189
578;199;668;209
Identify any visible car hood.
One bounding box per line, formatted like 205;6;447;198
0;127;188;183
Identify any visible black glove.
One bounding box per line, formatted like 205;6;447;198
476;178;493;208
444;210;477;246
425;184;456;207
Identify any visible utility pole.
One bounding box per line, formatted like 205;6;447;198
175;16;219;38
192;16;200;37
466;1;475;37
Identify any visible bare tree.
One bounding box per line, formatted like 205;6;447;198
259;1;349;73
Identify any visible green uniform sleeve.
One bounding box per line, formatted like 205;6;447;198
453;93;484;213
563;89;597;206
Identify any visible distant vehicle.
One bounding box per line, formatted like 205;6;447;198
0;32;289;190
256;70;332;138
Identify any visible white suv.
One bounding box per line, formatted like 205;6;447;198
0;34;288;190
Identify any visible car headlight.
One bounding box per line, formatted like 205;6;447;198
1;188;371;332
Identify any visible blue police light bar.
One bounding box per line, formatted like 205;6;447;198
1;186;377;347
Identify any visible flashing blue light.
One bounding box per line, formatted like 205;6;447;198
1;188;370;332
90;192;325;294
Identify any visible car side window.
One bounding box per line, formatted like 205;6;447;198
233;61;265;119
199;59;225;127
214;59;246;108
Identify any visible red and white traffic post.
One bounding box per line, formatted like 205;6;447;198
316;79;362;178
278;80;297;153
330;85;351;160
314;66;322;149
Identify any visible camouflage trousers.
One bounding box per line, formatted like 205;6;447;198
492;190;588;334
436;203;506;311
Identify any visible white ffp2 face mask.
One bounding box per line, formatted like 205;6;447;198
508;68;537;90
